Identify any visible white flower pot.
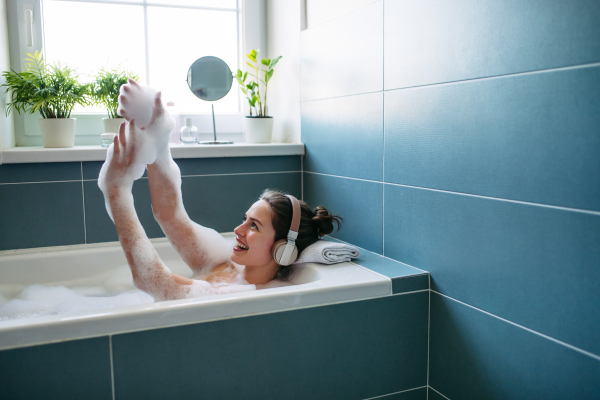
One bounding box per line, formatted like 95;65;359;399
38;118;76;148
103;118;126;134
243;117;273;143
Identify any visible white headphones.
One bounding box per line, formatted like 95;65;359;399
270;195;300;266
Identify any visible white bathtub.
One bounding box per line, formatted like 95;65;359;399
0;234;391;350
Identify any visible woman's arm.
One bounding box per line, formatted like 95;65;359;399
100;121;194;301
146;159;230;274
117;79;230;274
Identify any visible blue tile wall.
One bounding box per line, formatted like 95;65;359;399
175;155;301;176
181;172;301;233
0;157;301;251
0;181;85;250
377;387;427;400
427;387;448;400
384;183;600;355
112;292;429;400
84;179;164;244
302;92;384;181
300;0;600;396
0;337;112;399
300;1;383;101
429;293;600;400
384;66;600;211
384;0;600;90
303;172;383;254
0;161;81;183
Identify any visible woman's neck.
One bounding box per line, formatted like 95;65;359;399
243;262;279;285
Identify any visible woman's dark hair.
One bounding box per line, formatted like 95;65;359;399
260;189;343;280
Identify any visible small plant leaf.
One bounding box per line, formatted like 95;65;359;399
261;58;270;66
250;49;257;58
269;56;282;68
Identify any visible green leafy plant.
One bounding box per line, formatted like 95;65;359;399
234;49;282;117
1;50;91;118
91;67;140;118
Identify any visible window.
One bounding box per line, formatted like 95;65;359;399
5;0;260;144
43;0;240;114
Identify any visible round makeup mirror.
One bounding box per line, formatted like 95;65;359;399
186;56;234;144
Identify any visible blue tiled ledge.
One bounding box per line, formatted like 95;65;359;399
324;237;430;294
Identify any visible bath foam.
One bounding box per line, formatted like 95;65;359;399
0;284;154;321
0;264;259;321
98;79;175;220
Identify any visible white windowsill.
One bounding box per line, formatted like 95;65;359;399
0;143;305;164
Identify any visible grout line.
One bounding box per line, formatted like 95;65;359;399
429;386;451;400
180;170;302;178
382;183;385;256
109;335;116;400
391;289;429;296
81;162;87;244
81;171;303;182
301;156;304;201
306;171;600;216
386;61;600;93
363;385;427;400
0;179;83;185
432;290;600;362
300;90;383;103
304;170;382;184
299;61;600;104
427;288;431;391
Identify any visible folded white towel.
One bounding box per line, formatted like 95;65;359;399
293;240;360;265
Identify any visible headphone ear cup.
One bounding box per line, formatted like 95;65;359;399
271;239;298;266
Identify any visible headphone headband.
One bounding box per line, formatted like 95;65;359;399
287;195;301;235
271;194;301;266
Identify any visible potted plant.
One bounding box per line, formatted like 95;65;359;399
1;50;90;148
234;49;282;143
91;67;140;134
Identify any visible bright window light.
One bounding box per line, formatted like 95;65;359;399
41;0;239;114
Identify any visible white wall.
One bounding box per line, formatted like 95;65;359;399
265;0;301;143
0;0;15;149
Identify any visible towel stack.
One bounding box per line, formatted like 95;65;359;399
293;240;360;265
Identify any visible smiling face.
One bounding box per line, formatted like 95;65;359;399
231;200;280;284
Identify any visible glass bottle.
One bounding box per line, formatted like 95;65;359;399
180;117;198;144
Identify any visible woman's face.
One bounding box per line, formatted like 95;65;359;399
231;200;279;283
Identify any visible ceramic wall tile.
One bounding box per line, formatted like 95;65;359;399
384;0;600;90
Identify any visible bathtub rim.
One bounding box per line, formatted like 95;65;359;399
0;237;392;351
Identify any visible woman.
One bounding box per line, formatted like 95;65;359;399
98;79;341;301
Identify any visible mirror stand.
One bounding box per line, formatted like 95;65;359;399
198;104;233;145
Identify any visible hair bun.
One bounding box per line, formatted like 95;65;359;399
312;206;342;236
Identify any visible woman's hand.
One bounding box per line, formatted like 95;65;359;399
98;120;146;196
117;79;175;165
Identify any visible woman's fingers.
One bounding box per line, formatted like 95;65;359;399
127;119;137;159
128;78;140;87
113;135;120;156
119;121;127;150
